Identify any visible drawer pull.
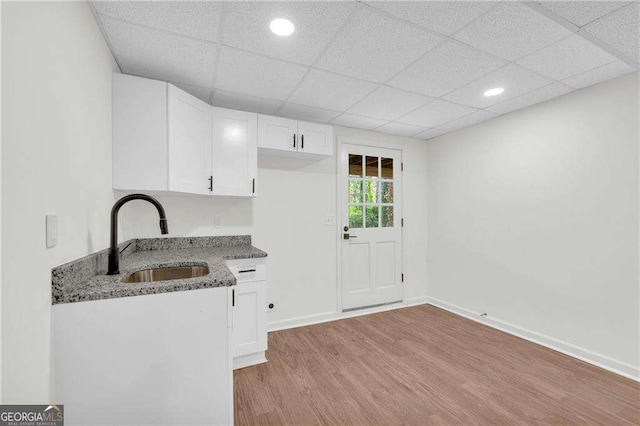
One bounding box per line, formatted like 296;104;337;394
238;269;256;274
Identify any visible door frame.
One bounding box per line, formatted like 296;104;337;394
335;136;406;314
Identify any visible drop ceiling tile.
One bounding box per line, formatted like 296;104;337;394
517;35;616;80
331;113;389;130
415;128;445;140
348;86;432;121
288;70;377;111
563;61;637;89
216;47;307;100
100;17;218;87
221;2;356;65
364;1;496;36
453;3;572;61
315;7;443;83
485;82;572;115
584;2;640;62
388;42;505;97
375;122;427;138
277;103;340;123
92;1;221;41
436;110;497;132
537;1;630;27
443;64;553;109
397;99;477;128
172;83;212;103
211;90;282;114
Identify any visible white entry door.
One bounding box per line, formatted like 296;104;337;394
341;144;403;310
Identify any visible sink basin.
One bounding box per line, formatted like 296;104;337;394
125;265;209;283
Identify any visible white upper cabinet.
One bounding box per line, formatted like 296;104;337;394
168;84;213;195
257;115;298;153
257;114;333;159
212;108;257;197
113;74;169;192
297;121;333;156
112;74;257;197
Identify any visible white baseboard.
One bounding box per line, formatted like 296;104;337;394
406;296;430;306
268;311;339;332
427;297;640;382
267;296;431;332
233;352;267;370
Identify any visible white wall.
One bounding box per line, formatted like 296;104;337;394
121;125;429;328
254;126;429;328
117;192;253;239
1;1;118;402
426;74;639;378
0;0;3;403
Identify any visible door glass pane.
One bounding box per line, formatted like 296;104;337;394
381;158;393;179
349;179;363;203
365;206;379;228
349;205;363;228
365;156;378;177
381;181;393;203
381;206;394;227
365;179;378;203
349;154;363;177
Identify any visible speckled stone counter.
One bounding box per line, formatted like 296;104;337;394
52;236;266;305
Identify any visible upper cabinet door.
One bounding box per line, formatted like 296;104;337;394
257;115;298;152
167;84;213;195
297;121;334;156
213;108;258;197
113;74;169;192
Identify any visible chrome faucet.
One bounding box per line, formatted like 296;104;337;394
108;194;168;275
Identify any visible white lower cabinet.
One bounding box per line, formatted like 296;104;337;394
226;258;268;369
53;287;233;426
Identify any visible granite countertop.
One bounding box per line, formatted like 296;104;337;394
52;236;266;305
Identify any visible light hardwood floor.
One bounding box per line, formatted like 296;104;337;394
235;304;639;425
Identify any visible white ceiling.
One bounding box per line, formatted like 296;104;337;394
91;1;639;140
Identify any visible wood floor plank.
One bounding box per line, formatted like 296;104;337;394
235;305;640;425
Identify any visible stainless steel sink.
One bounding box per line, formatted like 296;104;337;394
124;265;209;283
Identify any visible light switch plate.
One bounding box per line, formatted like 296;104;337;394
46;214;58;248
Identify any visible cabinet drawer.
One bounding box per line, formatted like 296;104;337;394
226;258;266;283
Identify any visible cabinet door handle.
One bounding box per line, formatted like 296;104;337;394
252;178;255;194
232;289;235;307
208;176;213;192
301;134;304;150
293;134;296;148
239;269;256;274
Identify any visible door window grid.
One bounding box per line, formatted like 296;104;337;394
348;154;394;229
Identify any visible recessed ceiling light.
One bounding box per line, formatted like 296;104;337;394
484;87;504;97
270;18;295;36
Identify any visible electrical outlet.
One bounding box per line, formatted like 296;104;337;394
325;215;335;226
267;301;277;312
214;214;223;228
